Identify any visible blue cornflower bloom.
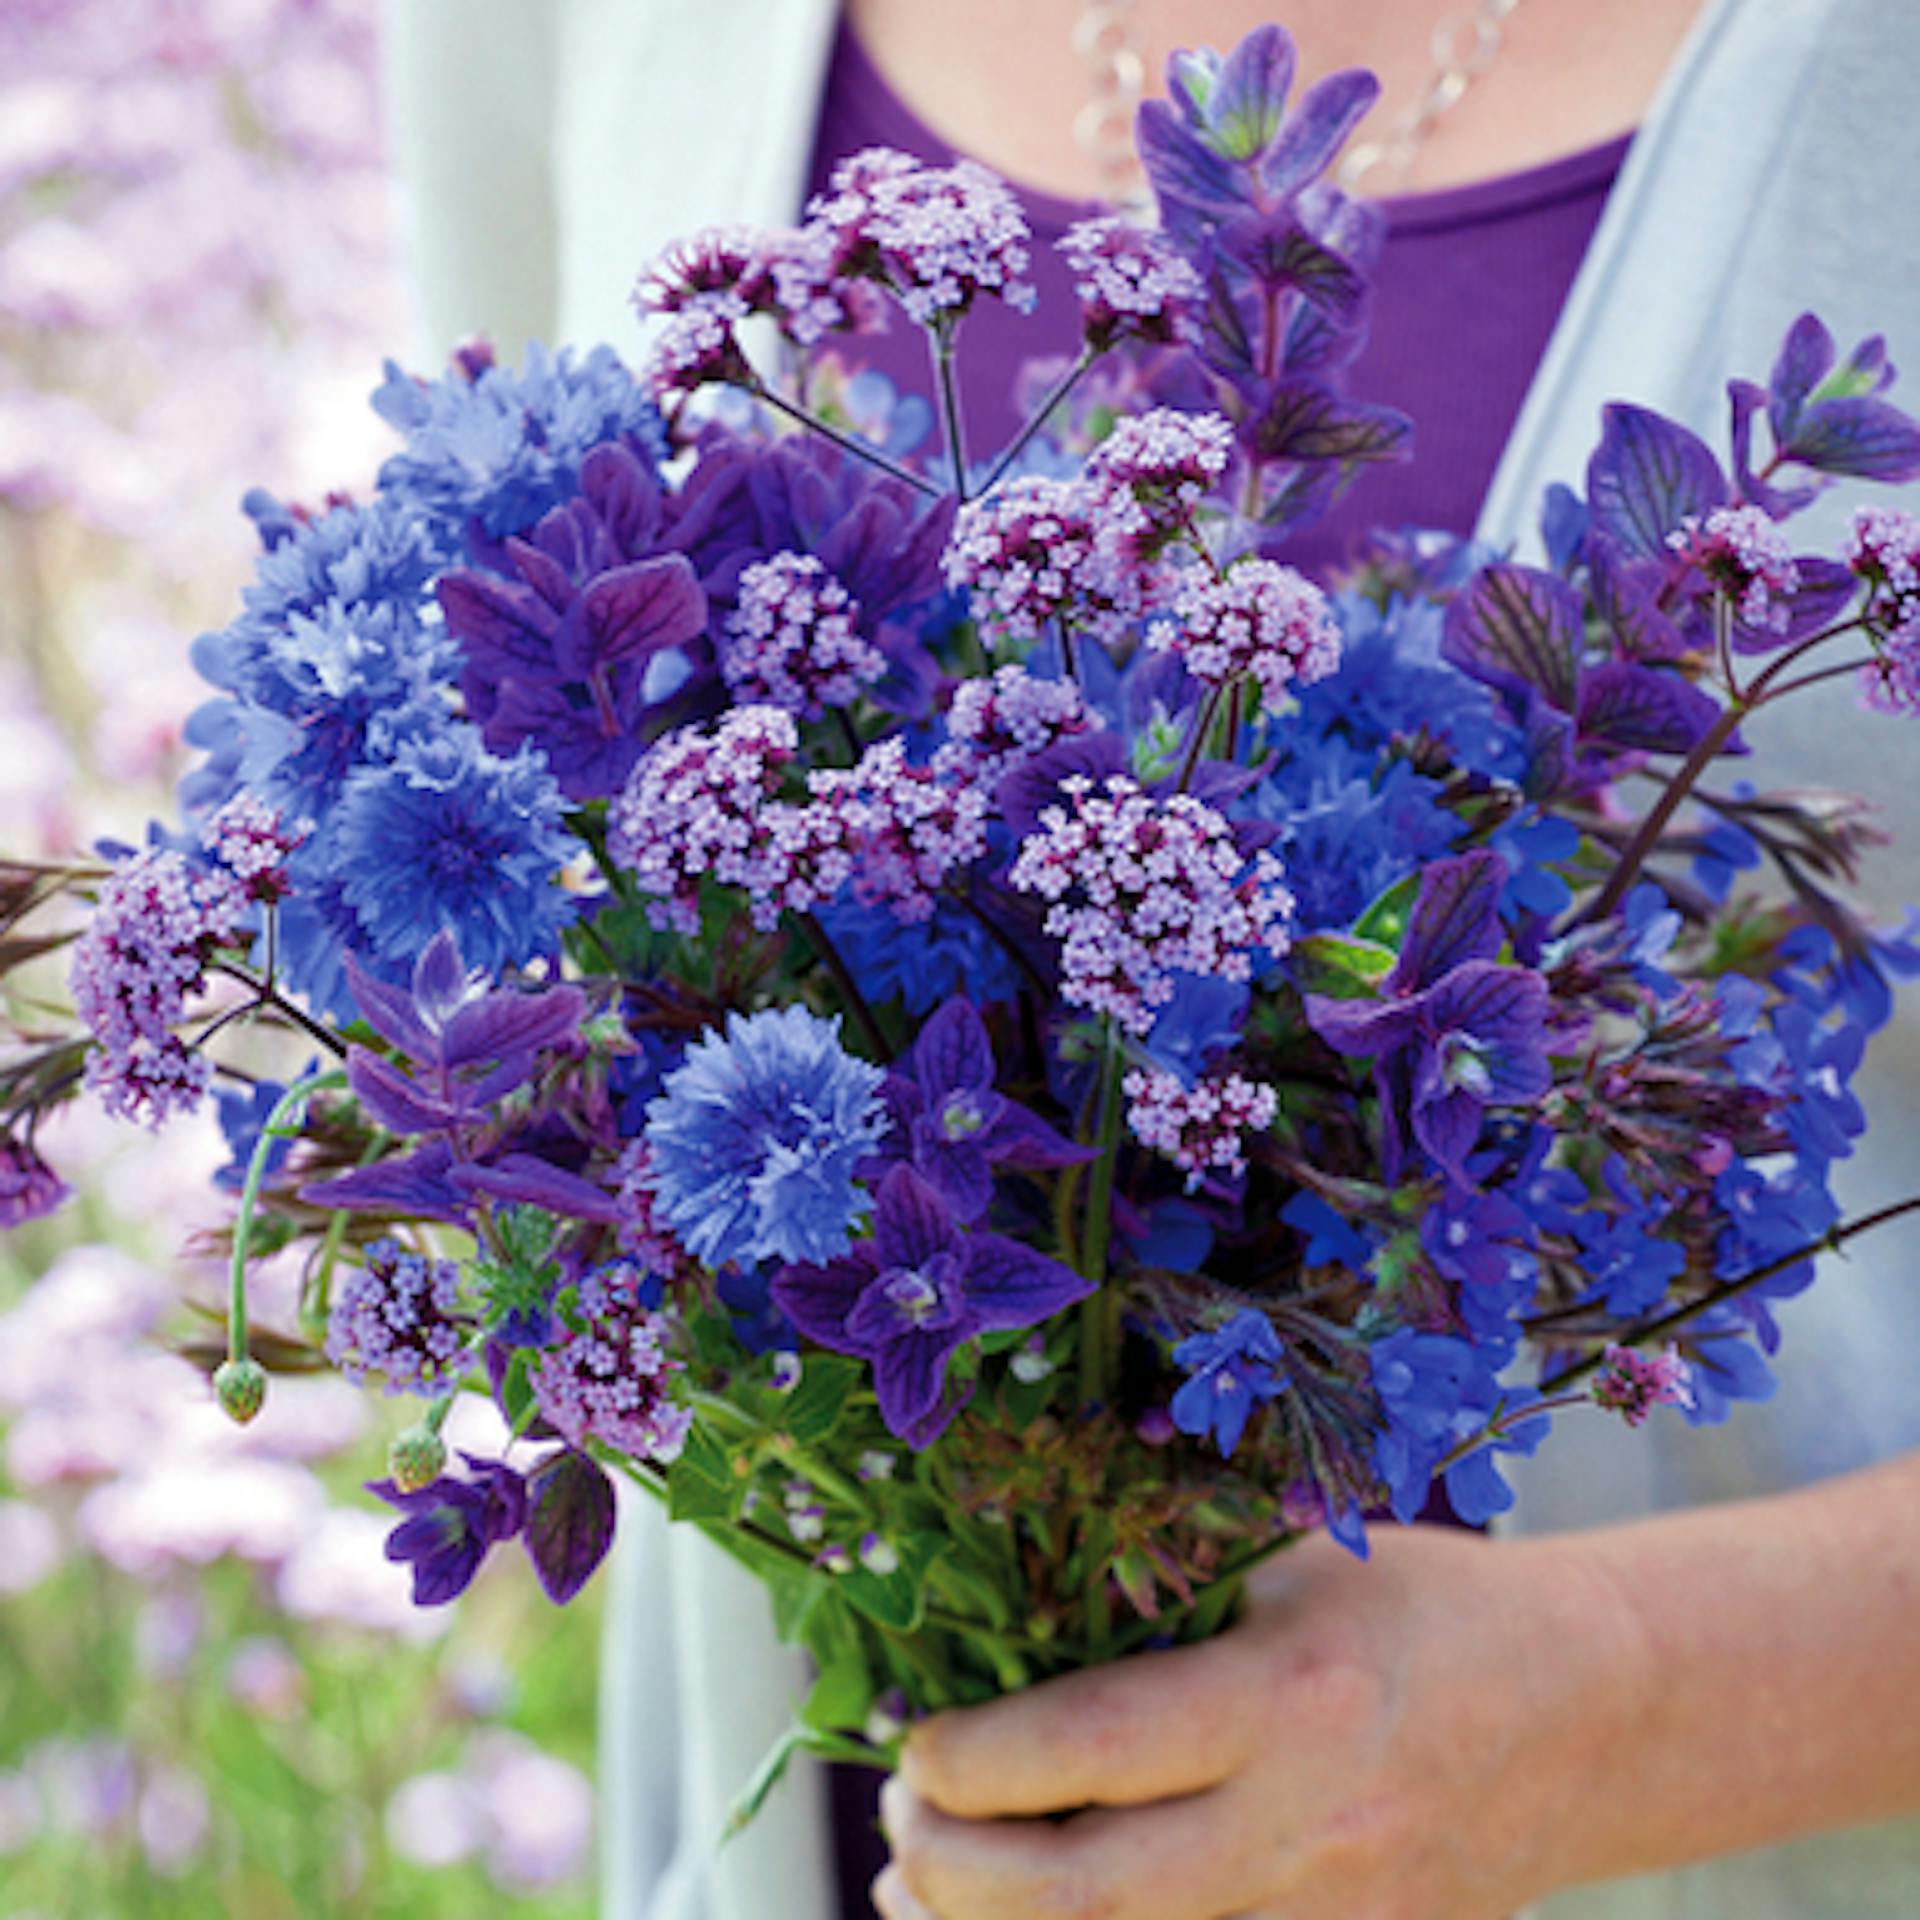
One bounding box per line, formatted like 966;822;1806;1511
1171;1309;1288;1456
372;343;667;548
643;1007;889;1271
328;729;581;979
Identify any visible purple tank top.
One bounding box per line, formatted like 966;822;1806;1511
801;16;1627;576
809;21;1627;1912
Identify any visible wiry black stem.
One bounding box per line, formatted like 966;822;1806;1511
746;379;941;497
982;346;1097;492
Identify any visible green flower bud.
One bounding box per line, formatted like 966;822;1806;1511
213;1357;268;1425
387;1422;449;1494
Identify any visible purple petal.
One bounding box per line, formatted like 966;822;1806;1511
771;1250;880;1350
523;1451;617;1605
959;1233;1094;1334
448;1154;622;1225
1409;1083;1485;1183
1244;377;1412;467
914;1137;994;1227
1210;22;1296;159
911;998;995;1102
1441;561;1583;710
1585;403;1727;563
1303;993;1422;1057
1258;68;1380;199
1138;99;1248;225
1782;395;1920;483
1424;964;1552;1086
504;531;575;614
438;570;555;676
1575;661;1725;756
438;982;586;1074
1767;311;1835;442
872;1164;955;1272
580;553;708;668
1390;852;1506;994
347;1046;461;1135
976;1101;1093;1171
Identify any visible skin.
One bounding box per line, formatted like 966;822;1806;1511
845;0;1706;198
872;1451;1920;1917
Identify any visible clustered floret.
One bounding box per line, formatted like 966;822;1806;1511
722;552;884;717
325;1238;468;1394
1087;409;1235;518
1008;775;1295;1033
945;476;1160;644
1669;504;1799;630
1124;1066;1279;1183
1057;218;1205;350
1149;560;1342;710
201;796;307;904
810;148;1035;325
68;849;246;1128
609;714;989;934
1591;1343;1695;1426
1844;503;1920;604
932;664;1099;790
612;1141;702;1286
531;1263;691;1461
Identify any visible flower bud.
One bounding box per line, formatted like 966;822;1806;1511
387;1423;449;1494
212;1357;267;1425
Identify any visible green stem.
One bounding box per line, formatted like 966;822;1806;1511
228;1068;347;1364
1076;1024;1126;1398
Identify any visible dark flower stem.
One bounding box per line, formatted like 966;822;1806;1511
207;960;349;1059
1175;684;1228;793
981;346;1098;492
745;378;942;498
1536;1193;1920;1398
932;322;970;504
228;1069;347;1365
1756;654;1879;701
797;911;893;1061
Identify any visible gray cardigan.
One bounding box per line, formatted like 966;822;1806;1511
384;2;1920;1912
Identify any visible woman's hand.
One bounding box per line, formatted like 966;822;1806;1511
873;1522;1646;1920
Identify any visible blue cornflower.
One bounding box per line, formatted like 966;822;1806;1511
372;343;667;548
643;1007;889;1271
1171;1309;1288;1456
1266;758;1460;933
329;729;581;978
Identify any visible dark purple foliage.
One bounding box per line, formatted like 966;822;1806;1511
523;1449;618;1604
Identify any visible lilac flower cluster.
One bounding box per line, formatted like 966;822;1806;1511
1056;217;1204;350
1592;1345;1695;1426
1008;775;1294;1033
932;664;1099;791
69;847;245;1127
324;1240;467;1394
1123;1066;1278;1183
1849;506;1920;713
201;795;305;903
530;1264;690;1461
1148;559;1343;711
721;552;883;717
811;149;1036;326
1667;505;1799;632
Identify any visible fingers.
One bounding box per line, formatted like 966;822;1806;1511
900;1636;1257;1818
871;1864;937;1919
882;1774;1268;1920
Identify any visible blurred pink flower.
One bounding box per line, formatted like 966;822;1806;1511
0;1500;64;1594
224;1636;306;1720
137;1765;211;1876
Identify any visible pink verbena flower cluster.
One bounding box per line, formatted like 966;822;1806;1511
530;1264;690;1461
722;552;884;717
945;476;1158;645
1087;409;1235;521
1148;559;1343;712
1057;218;1204;351
324;1239;468;1394
1007;775;1294;1033
1669;505;1798;631
610;714;989;934
932;664;1100;790
202;794;306;903
68;847;246;1127
1845;506;1920;713
1591;1343;1695;1426
811;148;1036;326
612;1142;703;1286
1123;1067;1279;1183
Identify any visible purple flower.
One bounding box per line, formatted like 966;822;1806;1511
866;997;1087;1223
1170;1309;1287;1455
1592;1345;1694;1426
0;1132;70;1227
772;1165;1091;1447
326;1238;469;1394
370;1454;527;1606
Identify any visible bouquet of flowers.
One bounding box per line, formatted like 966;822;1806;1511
8;22;1920;1820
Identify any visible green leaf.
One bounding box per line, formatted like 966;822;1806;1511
774;1354;864;1446
1287;932;1397;1001
840;1529;950;1632
802;1645;876;1736
1353;873;1420;950
666;1421;743;1523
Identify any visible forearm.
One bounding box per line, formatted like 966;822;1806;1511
1546;1449;1920;1891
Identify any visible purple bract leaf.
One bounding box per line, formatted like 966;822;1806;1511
1730;557;1857;655
1574;661;1725;756
960;1232;1094;1333
910;999;995;1105
447;1154;623;1225
1137;100;1246;235
437;980;586;1075
1391;851;1507;993
1218;212;1366;326
348;1045;462;1135
1303;993;1422;1057
579;554;707;668
1441;562;1583;711
1210;22;1296;159
298;1139;471;1223
523;1450;617;1605
1780;396;1920;483
1244;378;1412;467
1767;312;1835;444
1585;403;1727;562
1259;68;1381;201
